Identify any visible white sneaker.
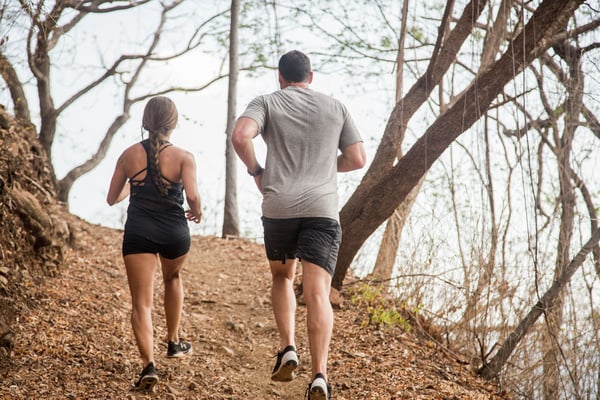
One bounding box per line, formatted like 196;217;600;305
271;345;298;382
307;373;331;400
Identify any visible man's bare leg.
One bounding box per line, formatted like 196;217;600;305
301;261;333;380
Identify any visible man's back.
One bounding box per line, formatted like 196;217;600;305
241;86;362;220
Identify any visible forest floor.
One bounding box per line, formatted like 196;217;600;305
0;219;506;400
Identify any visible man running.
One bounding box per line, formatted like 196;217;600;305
232;50;366;400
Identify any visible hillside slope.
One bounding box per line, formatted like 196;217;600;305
0;107;505;399
0;219;505;399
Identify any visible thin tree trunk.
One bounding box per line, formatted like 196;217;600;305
541;40;582;400
370;0;413;283
222;0;240;237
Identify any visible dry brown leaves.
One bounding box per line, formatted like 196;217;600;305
0;220;507;399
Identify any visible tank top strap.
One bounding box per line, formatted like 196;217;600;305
129;167;147;183
140;139;177;184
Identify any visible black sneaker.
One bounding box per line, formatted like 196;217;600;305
305;373;332;400
271;345;299;382
133;362;158;392
167;339;193;358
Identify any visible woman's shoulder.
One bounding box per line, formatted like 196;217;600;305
121;141;145;157
167;144;194;158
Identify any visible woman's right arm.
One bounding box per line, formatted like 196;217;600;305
181;151;202;223
107;153;130;206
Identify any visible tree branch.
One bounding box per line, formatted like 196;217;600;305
478;228;600;379
0;51;31;121
72;0;153;13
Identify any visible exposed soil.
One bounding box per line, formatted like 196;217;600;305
0;219;506;400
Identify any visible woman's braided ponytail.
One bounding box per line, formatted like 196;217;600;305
142;97;178;197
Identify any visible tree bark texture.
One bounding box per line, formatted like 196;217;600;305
0;52;31;121
222;0;241;238
333;0;585;290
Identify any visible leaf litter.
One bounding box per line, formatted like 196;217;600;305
0;221;506;399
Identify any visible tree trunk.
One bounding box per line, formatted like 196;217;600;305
541;40;582;400
370;183;421;282
332;0;584;290
222;0;240;238
369;0;413;283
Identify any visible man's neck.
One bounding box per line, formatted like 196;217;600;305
281;81;309;89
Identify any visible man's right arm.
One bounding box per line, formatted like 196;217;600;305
338;142;366;172
232;117;261;174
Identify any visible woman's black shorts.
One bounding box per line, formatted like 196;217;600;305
122;232;190;260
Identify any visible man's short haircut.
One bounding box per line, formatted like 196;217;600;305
278;50;311;83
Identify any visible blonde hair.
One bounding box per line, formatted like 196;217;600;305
142;96;178;196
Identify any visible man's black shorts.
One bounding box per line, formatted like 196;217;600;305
262;216;342;276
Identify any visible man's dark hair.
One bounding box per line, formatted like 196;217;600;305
278;50;311;83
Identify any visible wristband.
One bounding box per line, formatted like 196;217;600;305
248;166;264;177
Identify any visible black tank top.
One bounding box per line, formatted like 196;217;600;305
124;139;188;243
128;139;184;209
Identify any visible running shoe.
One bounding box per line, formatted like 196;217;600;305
133;362;158;392
167;339;193;358
271;345;298;382
306;373;331;400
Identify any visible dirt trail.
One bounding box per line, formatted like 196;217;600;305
0;222;504;399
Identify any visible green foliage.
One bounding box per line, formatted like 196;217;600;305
350;283;417;331
380;36;393;49
409;26;426;44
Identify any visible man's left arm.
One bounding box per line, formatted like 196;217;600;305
338;142;366;172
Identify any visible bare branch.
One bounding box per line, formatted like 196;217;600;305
426;0;455;73
279;4;398;63
55;53;140;115
57;111;130;201
129;63;266;104
146;8;229;62
56;3;228;115
0;51;30;121
120;1;176;108
72;0;153;13
582;105;600;139
480;0;514;70
581;42;600;53
478;228;600;379
553;18;600;44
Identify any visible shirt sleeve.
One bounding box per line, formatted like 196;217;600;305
338;106;363;150
240;96;267;136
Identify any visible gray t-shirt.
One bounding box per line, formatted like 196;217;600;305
240;86;362;220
